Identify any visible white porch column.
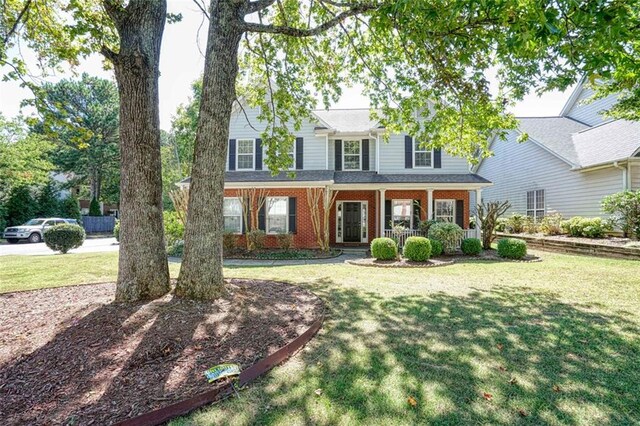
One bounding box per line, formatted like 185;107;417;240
379;189;386;237
427;189;434;221
475;188;482;238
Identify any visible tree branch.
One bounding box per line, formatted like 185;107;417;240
100;46;119;64
244;0;277;15
2;0;32;46
241;3;377;37
103;0;126;27
192;0;209;20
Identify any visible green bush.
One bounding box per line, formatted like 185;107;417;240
247;229;266;251
163;211;184;245
59;196;81;221
89;197;101;216
540;213;564;235
495;217;508;233
223;231;238;253
602;190;640;238
417;220;437;237
403;236;431;261
461;238;482;255
428;222;464;254
276;232;294;250
371;237;398;260
562;216;610;238
523;216;539;234
5;185;37;226
113;220;120;241
43;224;85;254
429;238;443;257
506;214;526;233
167;240;184;257
497;238;527;259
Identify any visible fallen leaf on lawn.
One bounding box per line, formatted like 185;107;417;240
509;377;518;385
407;396;417;407
314;388;322;396
482;392;493;401
518;408;528;417
193;344;203;351
498;366;507;372
553;385;561;393
497;344;504;351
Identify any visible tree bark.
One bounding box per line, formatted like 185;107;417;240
175;0;244;300
106;0;170;302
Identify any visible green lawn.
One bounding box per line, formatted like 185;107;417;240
1;251;639;424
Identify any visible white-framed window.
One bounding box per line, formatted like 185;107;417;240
414;140;433;168
392;199;412;228
266;197;288;234
223;197;243;233
343;140;361;170
283;141;296;169
435;200;455;223
527;190;545;220
236;139;255;170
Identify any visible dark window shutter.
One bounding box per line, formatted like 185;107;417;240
335;140;342;171
434;148;442;168
228;139;236;171
405;135;413;169
258;202;266;231
295;137;303;170
288;197;297;234
384;200;392;230
455;200;464;228
255;139;263;170
362;139;370;171
413;199;421;229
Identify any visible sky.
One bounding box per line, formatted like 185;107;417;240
0;0;575;131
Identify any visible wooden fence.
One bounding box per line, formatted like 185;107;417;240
82;216;116;234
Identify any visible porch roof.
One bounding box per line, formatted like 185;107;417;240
333;171;491;184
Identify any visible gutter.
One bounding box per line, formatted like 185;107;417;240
613;161;628;190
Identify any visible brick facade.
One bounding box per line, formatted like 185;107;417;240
224;187;471;249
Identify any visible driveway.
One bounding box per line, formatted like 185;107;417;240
0;237;119;256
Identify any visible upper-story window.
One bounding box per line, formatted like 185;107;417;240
526;190;545;220
236;139;255;170
343;140;361;170
282;142;296;169
414;140;433;168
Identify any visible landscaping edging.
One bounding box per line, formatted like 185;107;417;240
115;307;325;426
497;233;640;260
346;258;455;268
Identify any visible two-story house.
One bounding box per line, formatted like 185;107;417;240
474;81;640;220
179;105;491;248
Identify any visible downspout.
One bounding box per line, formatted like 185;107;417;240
369;132;379;172
613;161;628;190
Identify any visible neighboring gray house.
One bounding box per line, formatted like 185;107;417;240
474;82;640;219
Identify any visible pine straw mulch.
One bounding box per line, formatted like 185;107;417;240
0;279;323;426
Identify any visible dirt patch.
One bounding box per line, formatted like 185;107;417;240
0;280;323;425
346;257;455;268
499;232;636;248
452;249;542;263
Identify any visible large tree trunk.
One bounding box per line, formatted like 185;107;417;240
175;1;243;300
105;0;170;302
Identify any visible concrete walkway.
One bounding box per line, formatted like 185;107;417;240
169;251;365;267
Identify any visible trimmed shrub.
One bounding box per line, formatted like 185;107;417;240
113;220;120;242
43;224;85;254
167;240;184;257
88;197;101;216
276;232;294;250
403;236;432;261
428;222;464;254
562;216;610;238
497;238;527;259
540;213;564;235
223;232;237;253
506;214;526;233
371;237;398;260
247;229;266;251
429;238;443;257
163;211;184;246
461;238;482;255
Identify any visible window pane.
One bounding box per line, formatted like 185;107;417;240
267;197;288;233
223;198;242;215
267;216;287;234
415;151;431;167
344;155;360;170
237;139;254;154
435;200;454;222
268;198;287;215
237;154;254;169
224;216;241;233
536;190;545;209
526;191;534;210
343;140;360;155
392;200;411;227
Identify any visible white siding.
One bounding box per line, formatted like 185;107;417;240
566;87;618;126
631;163;640;190
378;133;471;174
228;106;326;170
478;131;625;218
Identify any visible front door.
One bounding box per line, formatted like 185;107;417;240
343;202;362;243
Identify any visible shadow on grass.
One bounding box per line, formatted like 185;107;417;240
182;278;640;425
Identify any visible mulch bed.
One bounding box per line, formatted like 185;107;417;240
499;232;637;248
452;249;542;263
0;280;323;425
346;257;455;268
224;249;342;260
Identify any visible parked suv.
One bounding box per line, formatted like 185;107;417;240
3;218;79;244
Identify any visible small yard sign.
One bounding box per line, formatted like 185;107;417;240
204;363;241;383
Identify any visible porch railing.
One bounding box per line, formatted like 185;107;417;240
384;228;477;249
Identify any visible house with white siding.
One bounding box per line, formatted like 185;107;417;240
474;81;640;220
179;105;490;248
